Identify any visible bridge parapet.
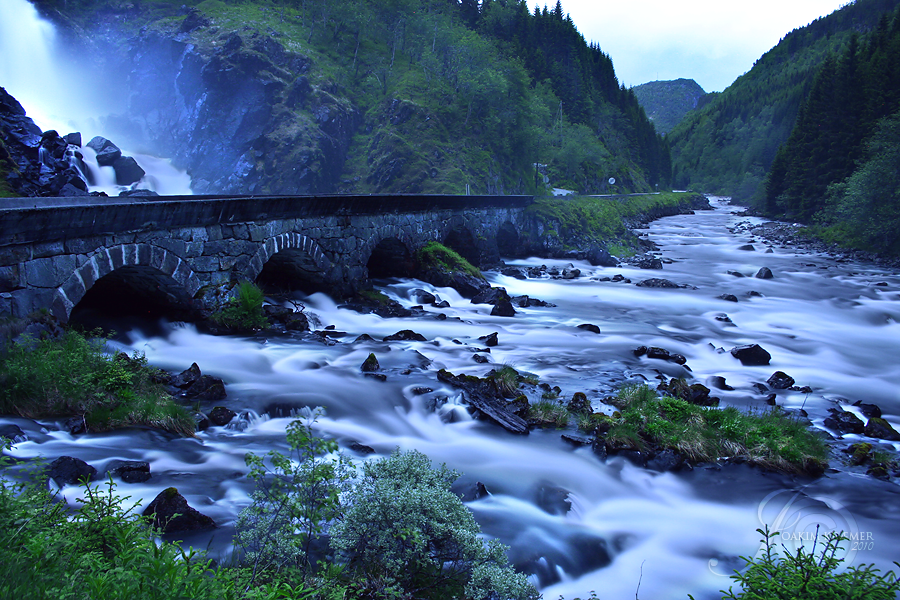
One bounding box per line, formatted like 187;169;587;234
0;194;533;321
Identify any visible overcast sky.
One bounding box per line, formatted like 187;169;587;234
534;0;851;93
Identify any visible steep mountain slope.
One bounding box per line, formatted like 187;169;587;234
668;0;900;203
29;0;668;196
631;79;706;135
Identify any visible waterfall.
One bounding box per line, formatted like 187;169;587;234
0;0;193;195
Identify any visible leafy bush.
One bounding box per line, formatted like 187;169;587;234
236;411;353;585
716;526;900;600
0;329;193;434
212;281;270;331
330;449;538;600
415;241;484;279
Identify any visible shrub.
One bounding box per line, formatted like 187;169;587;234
716;526;900;600
236;410;353;585
0;329;193;434
212;281;270;331
330;449;538;600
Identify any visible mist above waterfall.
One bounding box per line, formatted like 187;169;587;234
0;0;192;195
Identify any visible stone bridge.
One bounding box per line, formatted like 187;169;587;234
0;194;533;322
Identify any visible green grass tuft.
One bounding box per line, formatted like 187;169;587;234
416;241;484;279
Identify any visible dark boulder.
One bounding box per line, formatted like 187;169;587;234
48;456;96;487
766;371;795;390
112;155;145;186
718;294;739;302
171;363;202;388
646;449;686;472
86;136;122;166
634;346;687;365
864;418;900;442
411;289;437;305
577;323;601;334
708;376;733;391
658;379;717;406
853;401;882;419
360;353;380;372
383;330;427;342
180;375;227;402
479;332;499;347
457;481;491;502
65;415;88;435
349;442;376;455
823;408;865;435
726;270;745;277
472;287;509;305
142;487;215;533
208;406;237;426
566;392;592;415
730;344;771;366
473;354;490;364
106;460;151;483
490;298;516;317
0;424;27;444
637;278;680;288
737;244;756;251
755;267;774;279
586;246;618;267
635;257;663;270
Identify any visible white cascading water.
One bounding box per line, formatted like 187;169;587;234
4;199;900;598
0;0;192;196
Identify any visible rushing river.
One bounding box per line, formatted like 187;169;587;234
4;198;900;598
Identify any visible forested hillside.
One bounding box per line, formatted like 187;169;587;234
30;0;668;196
668;0;900;203
631;79;706;135
767;5;900;254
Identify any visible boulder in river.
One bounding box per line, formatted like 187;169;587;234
143;487;215;533
113;155;145;186
86;136;122;166
361;353;380;372
755;267;774;279
864;418;900;442
437;369;529;434
479;332;499;347
577;323;601;334
637;278;680;288
853;401;882;419
48;456;96;487
106;460;151;483
383;330;427;342
490;298;516;317
766;371;795;390
730;344;771;366
823;408;865;435
208;406;237;426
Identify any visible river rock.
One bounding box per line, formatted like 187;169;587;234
635;257;663;270
86;136;122;166
511;295;554;307
646;449;686;472
730;344;771;366
637;278;680;288
411;288;437;304
767;371;795;389
853;401;882;419
208;406;237;426
361;353;380;372
113;155;145;185
65;415;88;435
708;376;734;391
864;418;900;442
634;346;687;365
658;379;717;406
106;460;151;483
143;487;215;533
471;286;509;305
755;267;774;279
727;270;745;277
473;354;490;364
479;332;499;347
737;244;756;251
457;481;491;502
566;392;592;415
823;408;865;435
437;369;529;435
718;294;739;302
0;424;27;444
561;267;581;279
586;245;618;267
490;298;516;317
383;330;427;342
577;323;601;334
48;456;96;487
180;375;227;402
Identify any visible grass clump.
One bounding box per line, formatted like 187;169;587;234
416;241;484;280
606;384;828;475
0;329;194;435
714;526;900;600
211;281;270;331
527;400;570;428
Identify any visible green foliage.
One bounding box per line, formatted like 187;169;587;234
416;241;484;279
330;449;538;600
670;0;900;203
632;78;707;135
607;385;828;474
487;364;522;398
212;281;270;331
813;110;900;255
236;410;353;584
0;329;193;434
717;526;900;599
527;399;570;428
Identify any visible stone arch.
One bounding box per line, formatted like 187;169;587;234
253;232;335;294
496;221;521;258
365;235;417;279
440;216;483;266
52;243;202;323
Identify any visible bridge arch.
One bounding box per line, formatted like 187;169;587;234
52;243;202;323
496;221;521;258
363;230;418;279
252;232;334;294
